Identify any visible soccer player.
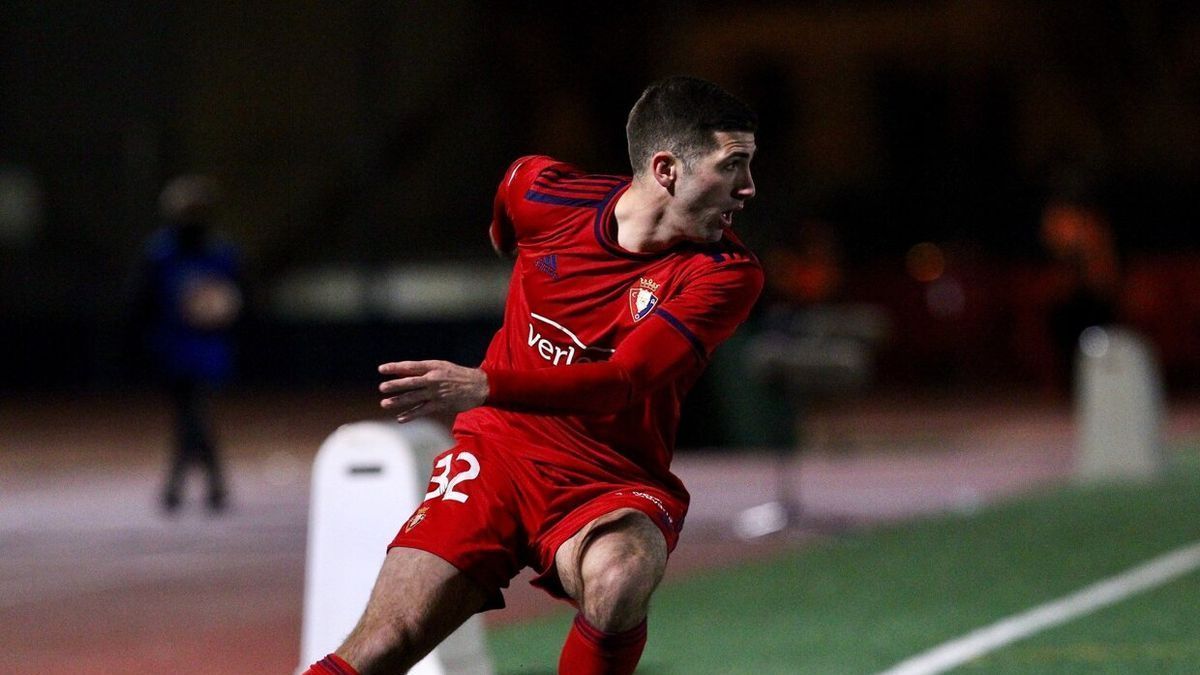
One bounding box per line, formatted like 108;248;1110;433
305;75;762;675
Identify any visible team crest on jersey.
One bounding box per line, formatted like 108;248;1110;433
629;277;661;322
404;506;430;533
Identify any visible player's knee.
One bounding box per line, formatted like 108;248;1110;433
578;524;666;630
581;549;660;630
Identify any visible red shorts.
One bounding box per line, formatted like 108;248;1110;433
387;435;687;611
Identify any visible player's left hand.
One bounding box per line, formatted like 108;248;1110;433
378;360;490;424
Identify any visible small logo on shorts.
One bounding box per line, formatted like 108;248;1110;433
617;490;676;530
404;506;430;533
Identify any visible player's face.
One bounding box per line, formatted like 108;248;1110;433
673;131;756;243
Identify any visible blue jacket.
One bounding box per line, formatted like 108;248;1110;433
139;226;241;383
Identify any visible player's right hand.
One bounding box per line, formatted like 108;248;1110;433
378;360;490;423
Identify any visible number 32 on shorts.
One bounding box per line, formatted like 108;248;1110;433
424;451;480;503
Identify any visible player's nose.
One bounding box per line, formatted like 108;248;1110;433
734;169;755;200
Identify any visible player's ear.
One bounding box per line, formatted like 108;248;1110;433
650;152;677;192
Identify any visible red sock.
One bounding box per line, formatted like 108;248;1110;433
558;613;648;675
302;653;359;675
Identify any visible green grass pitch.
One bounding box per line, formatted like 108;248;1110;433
488;444;1200;674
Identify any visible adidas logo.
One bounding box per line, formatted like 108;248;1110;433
535;254;560;280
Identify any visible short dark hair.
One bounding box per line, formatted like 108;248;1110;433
626;76;758;175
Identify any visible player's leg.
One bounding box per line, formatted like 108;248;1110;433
554;508;667;674
307;546;489;675
309;439;519;674
558;508;668;629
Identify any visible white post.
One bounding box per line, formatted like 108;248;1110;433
300;420;494;674
1074;326;1165;482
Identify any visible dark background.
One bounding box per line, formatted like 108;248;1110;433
2;1;1198;400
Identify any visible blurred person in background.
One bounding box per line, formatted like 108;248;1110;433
130;174;243;514
305;76;762;675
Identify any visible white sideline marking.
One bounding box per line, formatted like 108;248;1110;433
878;540;1200;675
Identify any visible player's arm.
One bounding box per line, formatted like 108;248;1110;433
482;264;764;414
378;317;694;421
485;316;697;413
379;264;763;420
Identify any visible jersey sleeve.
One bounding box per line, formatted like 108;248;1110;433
482;260;763;415
652;260;765;361
488;155;561;257
483;315;697;414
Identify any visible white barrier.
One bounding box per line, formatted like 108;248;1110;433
1074;326;1165;482
300;420;494;674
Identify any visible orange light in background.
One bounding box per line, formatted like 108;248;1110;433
1040;201;1119;290
906;242;945;283
1040;203;1094;255
764;241;843;305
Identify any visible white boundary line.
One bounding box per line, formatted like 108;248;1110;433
878;540;1200;675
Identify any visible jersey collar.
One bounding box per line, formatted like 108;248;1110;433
593;181;673;261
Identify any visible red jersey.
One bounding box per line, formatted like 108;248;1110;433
453;155;763;503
